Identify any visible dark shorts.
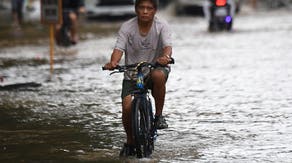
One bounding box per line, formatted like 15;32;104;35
121;67;170;99
63;8;80;16
11;0;24;13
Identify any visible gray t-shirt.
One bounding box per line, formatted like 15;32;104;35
115;16;172;80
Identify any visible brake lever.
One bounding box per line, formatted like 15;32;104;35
109;71;116;75
169;57;175;64
110;71;121;75
154;57;175;67
109;66;125;75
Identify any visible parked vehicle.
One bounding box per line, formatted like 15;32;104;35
203;0;236;32
159;0;173;9
85;0;135;18
174;0;205;16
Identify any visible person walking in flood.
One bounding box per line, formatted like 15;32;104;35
11;0;24;30
55;0;85;45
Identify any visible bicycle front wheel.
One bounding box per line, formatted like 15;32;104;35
132;97;152;158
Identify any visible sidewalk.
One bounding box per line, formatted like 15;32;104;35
0;19;121;48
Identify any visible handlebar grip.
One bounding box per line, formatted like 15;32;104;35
169;57;175;64
102;66;121;71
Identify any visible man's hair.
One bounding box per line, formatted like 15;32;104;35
135;0;159;9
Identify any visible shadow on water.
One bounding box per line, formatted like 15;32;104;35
0;52;124;162
0;58;48;68
0;97;121;163
0;82;41;91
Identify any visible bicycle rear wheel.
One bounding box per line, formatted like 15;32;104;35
132;97;152;158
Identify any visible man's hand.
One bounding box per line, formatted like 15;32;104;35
103;49;123;70
103;61;118;70
156;55;171;66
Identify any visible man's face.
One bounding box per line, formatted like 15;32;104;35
136;1;156;23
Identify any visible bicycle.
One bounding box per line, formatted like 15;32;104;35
102;58;174;158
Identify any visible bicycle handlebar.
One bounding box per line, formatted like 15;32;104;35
102;57;175;72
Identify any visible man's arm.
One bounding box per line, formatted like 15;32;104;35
163;46;172;58
156;46;172;66
103;49;123;70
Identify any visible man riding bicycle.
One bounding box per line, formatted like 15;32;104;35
55;0;85;45
103;0;173;157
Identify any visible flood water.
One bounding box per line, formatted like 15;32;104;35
1;8;292;162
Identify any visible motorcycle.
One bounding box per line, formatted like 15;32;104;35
203;0;236;32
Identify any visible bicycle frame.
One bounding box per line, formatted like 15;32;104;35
107;62;156;157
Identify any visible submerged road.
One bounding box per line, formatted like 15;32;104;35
1;8;292;162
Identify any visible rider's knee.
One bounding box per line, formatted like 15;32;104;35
55;24;62;30
151;70;166;83
122;95;132;112
69;12;78;22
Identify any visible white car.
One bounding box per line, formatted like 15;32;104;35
85;0;136;18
